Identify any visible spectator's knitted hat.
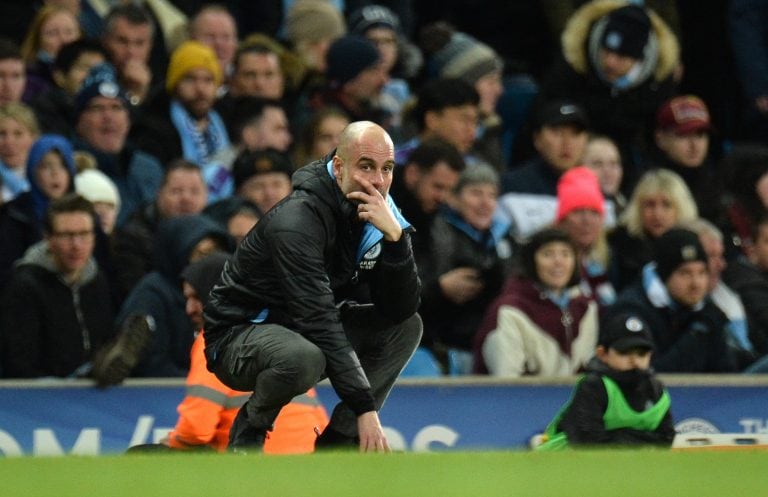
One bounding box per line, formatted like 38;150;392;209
556;166;605;222
74;62;128;117
326;35;380;88
285;0;346;45
656;95;712;135
520;227;579;287
599;311;654;352
166;40;222;94
232;148;294;190
533;99;589;131
653;228;708;282
599;5;651;59
455;162;499;193
423;23;503;86
348;4;401;35
181;251;232;307
74;167;121;213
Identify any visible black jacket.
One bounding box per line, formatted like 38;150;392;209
0;242;115;378
608;281;738;373
204;157;421;415
555;357;676;446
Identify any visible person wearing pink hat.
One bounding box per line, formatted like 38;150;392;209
555;166;616;308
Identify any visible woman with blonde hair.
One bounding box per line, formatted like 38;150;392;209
0;102;40;202
608;168;698;290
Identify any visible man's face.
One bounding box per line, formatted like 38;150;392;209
54;51;106;95
583;138;623;196
559;208;603;252
425;104;478;154
404;161;460;214
0;117;36;169
182;281;204;329
191;11;237;71
598;48;638;82
333;127;395;198
239;172;292;214
174;68;217;119
47;211;95;277
655;130;709;168
103;18;153;69
639;193;677;239
344;62;388;102
230;51;284;99
598;347;652;371
475;70;504;117
665;260;709;307
0;58;26;105
699;232;726;290
76;96;129;153
242;107;292;152
533;124;588;172
366;26;398;72
156;169;208;217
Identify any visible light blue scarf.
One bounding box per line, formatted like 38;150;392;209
169;100;232;202
325;160;411;263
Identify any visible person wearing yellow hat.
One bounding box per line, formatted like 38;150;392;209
131;40;232;203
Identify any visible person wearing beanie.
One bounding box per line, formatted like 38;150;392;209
420;21;505;170
417;162;515;374
130;40;232;202
473;227;599;377
73;62;163;227
296;35;388;129
607;227;738;373
537;310;675;449
536;0;680;184
349;5;415;143
498;98;590;240
555;166;616;308
131;251;329;454
204;147;294;228
75;167;121;235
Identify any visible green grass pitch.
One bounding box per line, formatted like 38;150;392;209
2;450;767;497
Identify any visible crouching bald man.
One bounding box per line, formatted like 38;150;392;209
203;121;422;453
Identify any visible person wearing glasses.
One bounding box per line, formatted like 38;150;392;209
0;133;77;292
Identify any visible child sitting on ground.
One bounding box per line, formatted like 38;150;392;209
537;312;676;449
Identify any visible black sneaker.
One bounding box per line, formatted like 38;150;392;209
228;406;268;454
314;426;359;451
91;314;154;388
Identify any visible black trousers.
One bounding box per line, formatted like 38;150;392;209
212;306;422;438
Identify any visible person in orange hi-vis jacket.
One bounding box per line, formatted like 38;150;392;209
165;251;329;453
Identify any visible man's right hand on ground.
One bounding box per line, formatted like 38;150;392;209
357;411;390;453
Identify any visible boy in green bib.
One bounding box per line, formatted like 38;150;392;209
538;312;676;449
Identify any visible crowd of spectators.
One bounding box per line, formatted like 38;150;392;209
2;0;768;384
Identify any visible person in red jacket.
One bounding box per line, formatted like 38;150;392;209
165;251;329;453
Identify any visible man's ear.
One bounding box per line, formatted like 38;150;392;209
332;155;343;179
595;345;608;360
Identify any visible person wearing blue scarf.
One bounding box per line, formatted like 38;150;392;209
204;122;422;453
419;163;515;373
137;41;231;203
0;134;76;290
